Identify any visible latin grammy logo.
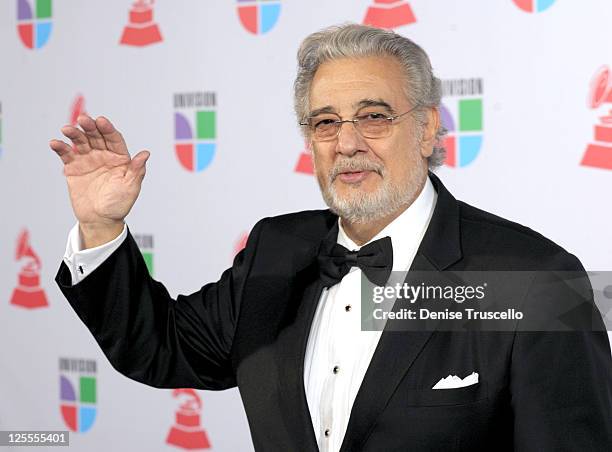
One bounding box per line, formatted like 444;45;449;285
294;140;314;175
10;229;48;309
363;0;416;29
581;65;612;170
166;389;211;450
119;0;163;47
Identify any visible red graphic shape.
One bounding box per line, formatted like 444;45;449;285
238;5;258;34
18;23;34;49
512;0;534;12
294;152;314;174
363;0;416;29
581;66;612;170
581;143;612;169
234;232;249;256
120;0;163;47
175;144;194;171
10;229;48;309
70;94;86;125
61;404;77;432
443;136;457;167
595;122;612;142
166;389;210;450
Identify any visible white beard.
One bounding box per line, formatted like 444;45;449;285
313;152;427;224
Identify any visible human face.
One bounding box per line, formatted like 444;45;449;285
308;56;436;224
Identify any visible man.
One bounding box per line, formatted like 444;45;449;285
50;24;611;451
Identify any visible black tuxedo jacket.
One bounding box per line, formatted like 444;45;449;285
56;173;612;451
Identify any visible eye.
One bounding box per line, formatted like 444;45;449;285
314;118;337;128
360;112;388;121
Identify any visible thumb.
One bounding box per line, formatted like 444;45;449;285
126;150;150;179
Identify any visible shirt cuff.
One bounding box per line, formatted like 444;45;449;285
62;222;128;285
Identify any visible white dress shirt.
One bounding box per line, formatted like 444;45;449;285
62;177;437;452
303;177;436;452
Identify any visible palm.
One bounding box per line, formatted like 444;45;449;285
50;115;149;225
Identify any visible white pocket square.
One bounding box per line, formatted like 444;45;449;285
432;371;479;389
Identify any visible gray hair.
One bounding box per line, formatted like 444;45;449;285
294;23;446;168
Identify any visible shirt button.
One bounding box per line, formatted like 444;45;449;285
345;304;352;312
324;429;331;437
333;365;340;374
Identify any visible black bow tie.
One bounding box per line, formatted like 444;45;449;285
317;235;393;287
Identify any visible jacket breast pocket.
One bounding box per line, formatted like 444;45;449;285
403;381;488;407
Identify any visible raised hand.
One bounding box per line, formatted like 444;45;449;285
50;115;150;248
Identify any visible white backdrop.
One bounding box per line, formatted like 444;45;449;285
1;1;611;450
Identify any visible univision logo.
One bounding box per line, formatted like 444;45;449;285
59;358;97;433
512;0;556;13
237;0;281;35
174;92;217;172
134;233;154;275
440;78;484;168
17;0;52;49
363;0;416;29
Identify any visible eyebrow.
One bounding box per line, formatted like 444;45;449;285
307;98;396;118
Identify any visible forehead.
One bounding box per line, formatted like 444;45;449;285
309;56;408;114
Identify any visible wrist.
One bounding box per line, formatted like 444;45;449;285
79;221;124;250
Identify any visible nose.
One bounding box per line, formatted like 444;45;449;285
335;121;367;156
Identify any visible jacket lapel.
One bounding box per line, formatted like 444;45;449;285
275;220;339;451
340;172;463;451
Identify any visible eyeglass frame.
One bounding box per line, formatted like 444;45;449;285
299;103;422;142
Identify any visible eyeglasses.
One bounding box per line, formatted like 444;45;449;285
300;105;420;142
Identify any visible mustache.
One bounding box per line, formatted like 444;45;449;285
329;158;384;181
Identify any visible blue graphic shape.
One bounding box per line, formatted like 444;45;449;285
459;136;482;167
196;143;215;171
260;3;281;34
35;21;52;48
79;407;96;433
537;0;555;12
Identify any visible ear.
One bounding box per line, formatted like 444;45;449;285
420;107;440;158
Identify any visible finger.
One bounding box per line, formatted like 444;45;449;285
61;125;91;154
125;150;150;181
49;139;75;164
77;114;106;150
95;116;130;156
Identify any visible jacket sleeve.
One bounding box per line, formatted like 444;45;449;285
55;218;268;391
510;253;612;451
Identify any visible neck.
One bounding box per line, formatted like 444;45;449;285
340;177;427;246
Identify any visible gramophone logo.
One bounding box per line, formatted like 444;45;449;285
166;388;211;450
17;0;52;49
294;140;313;175
134;233;154;276
440;78;484;168
363;0;416;29
237;0;281;35
174;92;217;172
581;65;612;170
512;0;556;13
59;358;97;433
69;94;86;126
10;229;48;309
120;0;163;47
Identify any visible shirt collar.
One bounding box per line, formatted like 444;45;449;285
337;175;437;271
